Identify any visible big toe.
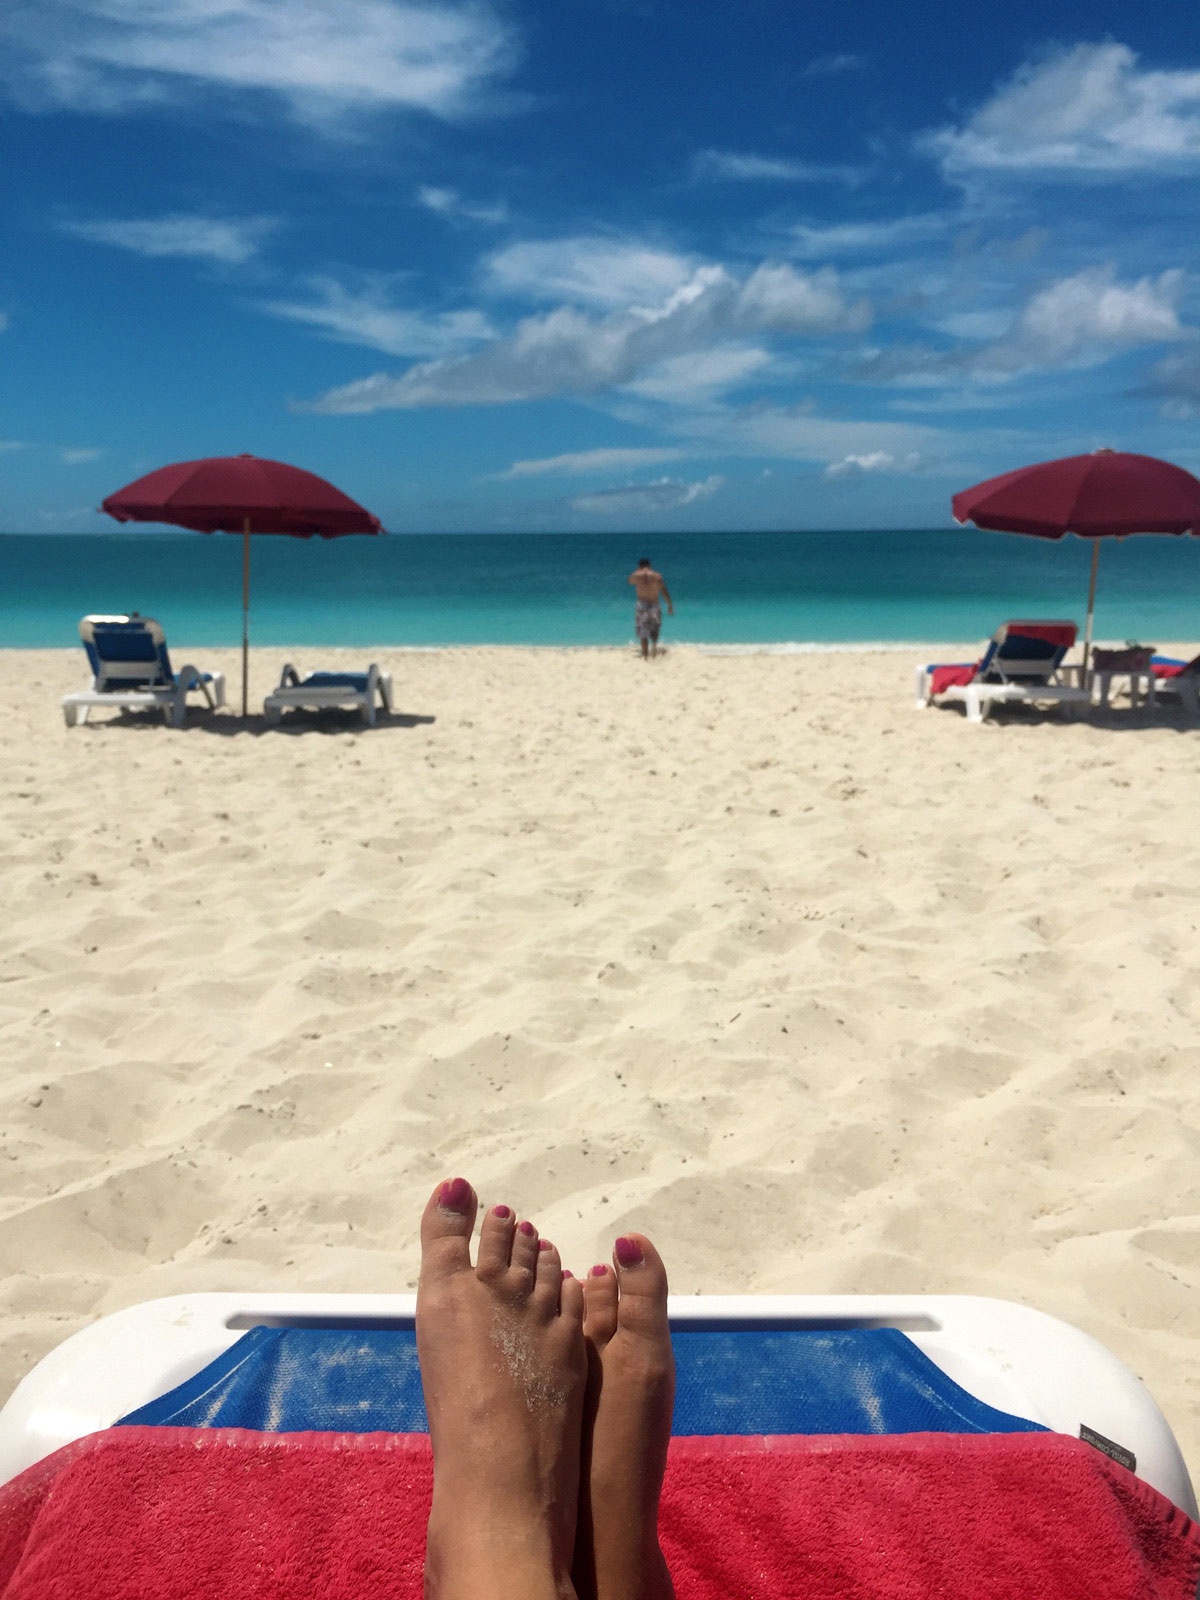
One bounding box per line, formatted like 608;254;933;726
612;1233;670;1340
419;1177;478;1283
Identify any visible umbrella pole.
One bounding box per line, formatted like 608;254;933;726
1081;539;1100;685
241;516;251;716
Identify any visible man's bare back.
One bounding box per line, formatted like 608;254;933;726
628;559;673;659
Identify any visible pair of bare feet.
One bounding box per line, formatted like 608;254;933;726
417;1179;676;1600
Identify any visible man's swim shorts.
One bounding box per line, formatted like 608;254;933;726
635;599;662;641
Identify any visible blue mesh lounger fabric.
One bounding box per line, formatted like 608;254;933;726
118;1325;1046;1437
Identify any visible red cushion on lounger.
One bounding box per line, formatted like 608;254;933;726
929;662;980;696
1152;655;1200;679
1;1426;1197;1599
1005;623;1077;648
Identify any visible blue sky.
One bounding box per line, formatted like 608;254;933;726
3;0;1200;532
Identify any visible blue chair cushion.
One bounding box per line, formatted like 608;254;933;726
85;621;175;688
299;673;370;691
117;1325;1046;1438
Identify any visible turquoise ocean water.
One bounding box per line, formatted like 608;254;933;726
4;529;1200;649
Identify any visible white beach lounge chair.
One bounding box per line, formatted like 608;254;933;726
1148;653;1200;717
263;663;394;727
915;621;1091;723
61;615;226;728
0;1292;1193;1515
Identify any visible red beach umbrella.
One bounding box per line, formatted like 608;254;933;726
102;454;383;715
952;449;1200;674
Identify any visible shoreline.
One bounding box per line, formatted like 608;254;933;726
3;640;987;656
7;638;1188;658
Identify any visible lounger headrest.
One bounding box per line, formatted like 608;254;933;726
79;614;172;683
996;621;1078;649
80;613;168;648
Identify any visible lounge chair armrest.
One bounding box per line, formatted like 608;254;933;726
279;663;301;688
173;665;221;712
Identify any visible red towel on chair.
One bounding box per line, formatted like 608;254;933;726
1;1427;1196;1599
929;662;979;696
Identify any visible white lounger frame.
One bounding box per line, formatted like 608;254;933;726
1147;672;1200;717
0;1292;1192;1515
914;664;1091;724
263;664;394;727
63;666;226;728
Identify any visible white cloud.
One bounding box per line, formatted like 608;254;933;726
263;276;495;357
1158;397;1200;419
789;214;950;258
691;149;858;184
662;402;949;468
486;238;695;308
1;0;515;124
824;450;923;479
626;345;771;401
934;309;1013;341
802;53;865;78
62;213;275;264
570;476;724;516
1140;346;1200;403
59;447;104;464
736;261;868;331
301;256;869;413
982;265;1187;375
0;439;27;452
926;42;1200;177
418;185;506;224
502;447;687;478
851;266;1189;386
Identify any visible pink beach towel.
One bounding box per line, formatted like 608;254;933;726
0;1426;1196;1600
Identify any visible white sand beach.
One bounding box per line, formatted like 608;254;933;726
1;644;1197;1468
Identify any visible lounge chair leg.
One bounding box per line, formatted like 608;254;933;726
964;689;985;723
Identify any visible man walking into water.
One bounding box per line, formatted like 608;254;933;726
628;557;674;660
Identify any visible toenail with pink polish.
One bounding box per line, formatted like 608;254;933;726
492;1204;512;1219
517;1219;536;1236
590;1263;608;1277
562;1269;574;1280
537;1239;553;1252
615;1235;644;1267
440;1177;471;1210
